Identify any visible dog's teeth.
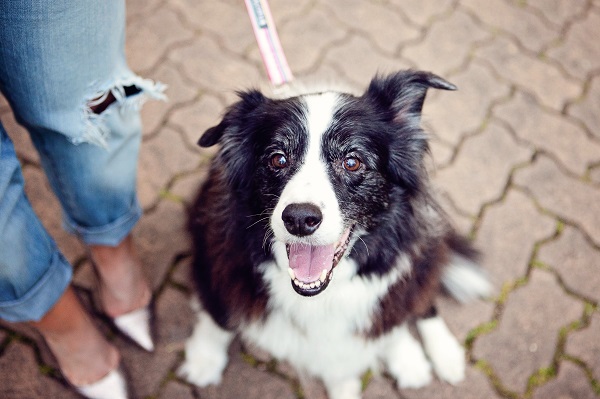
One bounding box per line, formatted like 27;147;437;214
315;280;321;288
294;279;300;287
309;282;315;289
288;268;295;280
320;269;327;282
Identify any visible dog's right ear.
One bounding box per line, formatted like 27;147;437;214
197;90;267;148
198;122;226;147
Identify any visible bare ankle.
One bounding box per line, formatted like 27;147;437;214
89;235;151;317
30;287;120;386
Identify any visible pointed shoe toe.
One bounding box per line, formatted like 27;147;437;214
113;304;155;352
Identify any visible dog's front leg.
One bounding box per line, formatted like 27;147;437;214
178;309;234;387
382;323;433;389
416;315;465;385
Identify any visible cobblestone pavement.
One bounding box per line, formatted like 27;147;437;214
1;0;600;398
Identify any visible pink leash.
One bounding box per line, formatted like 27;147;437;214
244;0;294;86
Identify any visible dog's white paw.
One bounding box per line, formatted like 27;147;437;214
177;350;228;387
392;344;433;389
417;316;465;385
177;310;234;387
325;378;362;399
385;325;433;389
429;339;465;385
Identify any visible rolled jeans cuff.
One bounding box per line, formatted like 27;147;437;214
0;251;72;322
63;199;142;247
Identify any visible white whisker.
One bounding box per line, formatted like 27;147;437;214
247;216;271;229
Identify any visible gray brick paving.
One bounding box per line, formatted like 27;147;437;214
473;270;584;394
1;0;600;398
566;313;600;382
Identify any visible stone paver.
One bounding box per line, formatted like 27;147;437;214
1;1;599;398
532;361;597;399
323;35;413;87
363;376;401;399
494;91;600;176
474;190;556;286
141;61;199;138
432;121;532;216
514;156;600;247
158;381;195;399
528;0;588;28
137;127;202;209
425;60;511;146
156;287;195;349
547;9;600;77
280;7;347;74
0;341;80;399
403;9;490;75
389;0;454;26
126;5;194;73
135;199;190;289
198;343;297;399
402;366;500;399
168;35;262;102
171;0;257;56
168;93;224;150
566;313;600;382
473;270;584;394
324;0;420;55
461;0;558;52
590;166;600;184
538;227;600;303
568;74;600;140
474;37;581;110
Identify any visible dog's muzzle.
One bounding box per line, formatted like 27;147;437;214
281;202;354;296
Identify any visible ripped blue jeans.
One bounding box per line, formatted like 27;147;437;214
0;1;165;322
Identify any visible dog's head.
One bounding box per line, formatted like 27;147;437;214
199;70;455;296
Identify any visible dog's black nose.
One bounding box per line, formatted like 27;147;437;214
282;203;322;236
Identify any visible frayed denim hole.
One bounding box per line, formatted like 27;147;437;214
88;85;142;115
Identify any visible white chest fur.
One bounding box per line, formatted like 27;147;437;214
179;245;468;399
241;243;405;383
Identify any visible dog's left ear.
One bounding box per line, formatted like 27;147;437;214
365;70;456;123
366;71;456;193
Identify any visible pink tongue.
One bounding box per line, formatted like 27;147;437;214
288;243;335;283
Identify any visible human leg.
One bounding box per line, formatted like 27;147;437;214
26;97;156;351
0;0;164;393
0;0;164;348
0;123;72;323
0;123;124;397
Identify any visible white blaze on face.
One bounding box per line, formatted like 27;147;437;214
271;92;345;248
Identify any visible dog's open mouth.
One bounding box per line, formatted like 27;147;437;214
286;226;354;297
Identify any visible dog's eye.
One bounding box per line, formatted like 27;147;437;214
343;156;361;172
270;153;288;169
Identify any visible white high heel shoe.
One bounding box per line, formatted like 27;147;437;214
112;302;155;352
89;261;156;352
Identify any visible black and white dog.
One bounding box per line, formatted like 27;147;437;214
178;70;491;399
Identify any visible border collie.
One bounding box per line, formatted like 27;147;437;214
178;70;491;399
